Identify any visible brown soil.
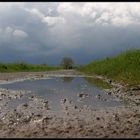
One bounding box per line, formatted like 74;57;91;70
0;70;140;138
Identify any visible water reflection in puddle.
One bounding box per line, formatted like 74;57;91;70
0;77;124;111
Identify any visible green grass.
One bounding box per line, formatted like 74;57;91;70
77;49;140;85
0;63;62;73
84;77;112;89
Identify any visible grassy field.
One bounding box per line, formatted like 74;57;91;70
0;63;62;73
77;49;140;85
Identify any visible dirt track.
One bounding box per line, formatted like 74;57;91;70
0;70;140;138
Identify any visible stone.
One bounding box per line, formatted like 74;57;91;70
22;103;28;108
96;94;101;99
96;117;100;120
108;79;112;84
103;98;107;101
77;93;89;98
108;92;112;95
63;98;67;103
69;100;72;104
30;96;35;99
61;98;67;104
65;106;68;110
1;93;6;97
131;86;140;91
74;106;78;109
113;114;120;121
43;100;48;104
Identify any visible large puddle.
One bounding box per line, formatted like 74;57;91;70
0;77;125;111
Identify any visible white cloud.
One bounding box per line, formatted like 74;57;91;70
42;16;65;26
48;7;53;14
57;3;75;14
111;15;138;27
0;26;28;40
13;29;28;38
1;27;14;40
26;8;44;19
7;2;140;28
57;2;140;27
5;26;13;34
0;27;28;42
1;2;140;28
24;7;65;26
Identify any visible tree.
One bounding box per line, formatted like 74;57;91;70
60;57;74;69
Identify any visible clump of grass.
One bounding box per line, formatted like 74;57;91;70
0;63;62;73
77;49;140;85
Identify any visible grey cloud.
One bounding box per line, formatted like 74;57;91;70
0;3;140;65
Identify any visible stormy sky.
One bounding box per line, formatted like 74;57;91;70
0;2;140;65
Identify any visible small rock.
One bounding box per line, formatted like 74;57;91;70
131;86;140;91
96;94;101;99
103;98;107;101
61;98;67;104
74;105;78;109
113;114;120;121
9;120;14;125
77;93;89;98
107;92;112;95
69;100;72;104
43;101;49;109
127;120;132;124
116;95;119;98
22;103;28;108
66;112;69;115
96;117;100;120
63;98;67;103
65;106;68;110
1;93;6;97
43;100;48;104
36;114;42;117
135;102;140;106
30;95;35;99
108;79;112;84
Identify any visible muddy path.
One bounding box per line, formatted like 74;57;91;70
0;70;140;138
0;70;82;81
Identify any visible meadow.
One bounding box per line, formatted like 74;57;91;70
77;49;140;85
0;63;62;72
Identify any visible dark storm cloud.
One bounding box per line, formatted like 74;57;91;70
0;2;140;65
